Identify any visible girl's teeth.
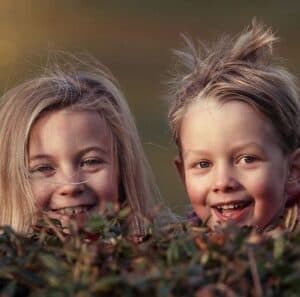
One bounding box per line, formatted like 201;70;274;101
55;206;91;215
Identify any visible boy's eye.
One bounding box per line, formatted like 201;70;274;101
239;155;258;164
196;160;211;168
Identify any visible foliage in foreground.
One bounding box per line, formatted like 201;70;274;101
0;208;300;297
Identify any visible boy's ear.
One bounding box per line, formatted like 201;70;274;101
174;155;185;183
286;148;300;206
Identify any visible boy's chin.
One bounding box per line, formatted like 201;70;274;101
208;209;255;230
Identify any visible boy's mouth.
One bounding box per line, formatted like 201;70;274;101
211;200;253;223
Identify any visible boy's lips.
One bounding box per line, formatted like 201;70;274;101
210;199;253;223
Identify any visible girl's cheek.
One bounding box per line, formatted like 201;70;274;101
31;183;52;210
101;182;119;204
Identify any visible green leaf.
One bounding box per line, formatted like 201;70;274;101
0;280;16;296
274;236;285;259
39;253;63;272
91;275;123;292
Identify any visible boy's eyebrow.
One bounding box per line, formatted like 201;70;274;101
181;142;266;159
29;146;109;162
232;142;266;153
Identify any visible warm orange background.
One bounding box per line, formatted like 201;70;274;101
1;1;299;213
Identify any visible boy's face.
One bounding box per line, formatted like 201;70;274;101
176;99;290;230
28;109;119;227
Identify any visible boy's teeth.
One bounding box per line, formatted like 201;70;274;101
216;201;249;211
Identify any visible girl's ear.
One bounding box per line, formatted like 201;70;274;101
174;155;185;182
286;148;300;206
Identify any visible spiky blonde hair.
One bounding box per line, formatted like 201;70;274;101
168;21;300;153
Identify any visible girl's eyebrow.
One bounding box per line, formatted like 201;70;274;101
78;146;109;155
29;154;53;162
182;149;210;159
29;146;109;162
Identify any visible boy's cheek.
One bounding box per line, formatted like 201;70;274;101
184;176;210;221
188;193;210;221
193;204;211;222
253;200;277;228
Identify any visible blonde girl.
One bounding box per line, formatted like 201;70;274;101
168;22;300;232
0;56;164;235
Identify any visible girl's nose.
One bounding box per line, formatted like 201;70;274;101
212;163;239;193
56;170;85;197
57;182;85;197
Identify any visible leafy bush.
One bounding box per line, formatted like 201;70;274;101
1;208;300;297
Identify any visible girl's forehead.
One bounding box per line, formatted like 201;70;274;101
33;108;109;134
28;109;114;155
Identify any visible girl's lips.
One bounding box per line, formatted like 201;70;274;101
46;205;97;227
50;204;96;215
211;200;253;224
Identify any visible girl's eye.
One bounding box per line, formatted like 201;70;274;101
29;165;55;177
80;158;104;168
196;160;211;168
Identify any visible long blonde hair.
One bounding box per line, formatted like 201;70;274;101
0;56;164;234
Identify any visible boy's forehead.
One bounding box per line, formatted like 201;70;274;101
184;98;266;123
187;97;251;114
180;99;280;151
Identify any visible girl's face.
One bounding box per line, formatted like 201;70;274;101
176;99;291;230
28;108;119;227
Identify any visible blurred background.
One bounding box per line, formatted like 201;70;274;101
0;1;300;214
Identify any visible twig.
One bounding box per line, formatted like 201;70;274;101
247;247;263;297
43;216;66;243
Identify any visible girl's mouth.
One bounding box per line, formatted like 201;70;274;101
51;205;95;216
211;200;253;223
46;205;98;228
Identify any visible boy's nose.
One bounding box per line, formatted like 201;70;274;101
212;164;239;193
